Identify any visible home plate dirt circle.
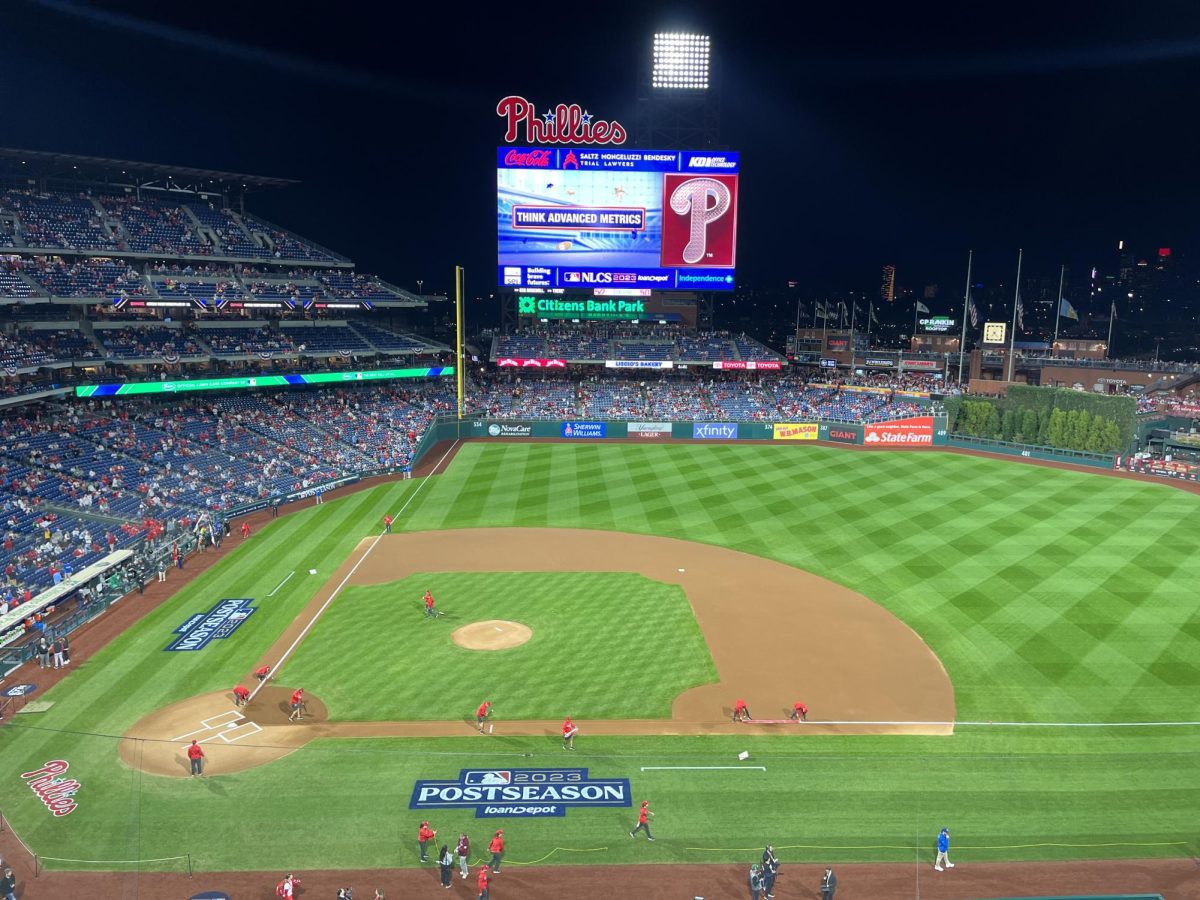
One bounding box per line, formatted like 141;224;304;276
452;619;532;650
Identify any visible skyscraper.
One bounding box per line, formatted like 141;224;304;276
881;264;896;303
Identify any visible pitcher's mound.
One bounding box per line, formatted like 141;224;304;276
452;620;532;651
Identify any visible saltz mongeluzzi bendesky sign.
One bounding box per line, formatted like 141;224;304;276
410;768;631;818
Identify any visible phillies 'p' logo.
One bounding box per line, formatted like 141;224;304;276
669;178;732;263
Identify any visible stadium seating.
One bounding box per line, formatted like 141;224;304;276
196;326;296;356
93;326;204;359
24;257;148;298
0;333;55;370
100;196;206;256
0;190;118;252
18;327;99;362
279;323;372;355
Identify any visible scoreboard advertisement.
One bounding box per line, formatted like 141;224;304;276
497;148;739;291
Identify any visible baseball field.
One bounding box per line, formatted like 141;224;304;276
1;441;1199;882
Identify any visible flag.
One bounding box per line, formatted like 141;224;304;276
1016;298;1025;332
870;302;878;324
1111;300;1117;321
815;302;827;320
839;302;848;326
1059;298;1078;321
915;301;931;314
967;297;979;328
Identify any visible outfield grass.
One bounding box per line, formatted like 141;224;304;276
279;572;716;720
1;442;1198;871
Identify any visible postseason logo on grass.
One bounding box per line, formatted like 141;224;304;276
165;598;257;652
410;768;631;818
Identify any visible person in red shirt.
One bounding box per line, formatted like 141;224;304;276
383;514;393;534
476;700;492;734
240;521;250;539
186;739;205;777
233;684;250;707
487;830;504;873
562;716;578;750
629;799;655;841
418;821;437;862
288;688;305;722
476;864;490;900
255;664;271;683
423;590;436;618
789;701;808;722
733;699;752;722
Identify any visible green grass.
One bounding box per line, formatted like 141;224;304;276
1;442;1198;871
279;572;716;720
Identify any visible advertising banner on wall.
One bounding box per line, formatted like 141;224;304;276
628;422;672;438
900;359;942;371
772;423;819;441
693;422;738;440
863;416;934;446
605;360;674;369
825;425;860;444
486;423;534;437
562;422;606;438
712;360;783;370
497;358;568;368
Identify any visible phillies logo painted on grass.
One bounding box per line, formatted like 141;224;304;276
22;760;80;817
411;768;631;818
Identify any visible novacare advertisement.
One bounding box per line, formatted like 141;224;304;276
772;423;819;441
863;416;934;445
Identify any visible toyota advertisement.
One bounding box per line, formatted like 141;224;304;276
498;148;739;291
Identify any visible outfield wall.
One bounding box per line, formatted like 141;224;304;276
411;415;948;468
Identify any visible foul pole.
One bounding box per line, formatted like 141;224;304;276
455;265;465;420
957;249;973;385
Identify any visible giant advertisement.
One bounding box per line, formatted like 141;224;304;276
498;148;739;291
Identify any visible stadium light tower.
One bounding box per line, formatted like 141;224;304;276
652;32;711;90
636;31;722;149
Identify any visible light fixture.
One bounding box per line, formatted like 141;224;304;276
652;32;711;89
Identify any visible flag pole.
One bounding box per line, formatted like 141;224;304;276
1106;299;1116;359
1052;264;1065;347
866;300;874;349
957;249;972;385
849;300;858;371
1007;249;1023;382
455;265;465;420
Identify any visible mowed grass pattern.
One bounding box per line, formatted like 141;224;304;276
0;442;1198;871
399;443;1200;725
280;572;716;720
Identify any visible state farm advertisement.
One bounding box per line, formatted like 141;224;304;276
863;416;934;446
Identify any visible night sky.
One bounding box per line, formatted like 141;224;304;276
4;1;1200;319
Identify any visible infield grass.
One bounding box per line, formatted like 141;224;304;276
1;442;1198;871
279;572;716;720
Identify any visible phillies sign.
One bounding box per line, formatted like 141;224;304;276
497;95;628;145
22;760;80;817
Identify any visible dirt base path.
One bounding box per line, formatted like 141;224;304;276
123;528;954;776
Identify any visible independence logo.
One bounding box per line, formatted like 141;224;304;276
410;768;631;818
165;598;257;651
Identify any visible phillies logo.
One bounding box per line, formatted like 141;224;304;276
498;95;627;145
22;760;80;817
669;178;732;264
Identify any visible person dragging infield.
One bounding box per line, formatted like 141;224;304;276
934;826;954;871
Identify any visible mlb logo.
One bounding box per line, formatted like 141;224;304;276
464;771;512;786
563;272;582;283
503;267;522;285
613;273;636;283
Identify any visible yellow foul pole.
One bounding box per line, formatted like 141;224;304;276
455;265;464;420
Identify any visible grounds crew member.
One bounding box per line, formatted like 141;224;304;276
629;800;655;840
288;688;306;722
255;664;271;683
487;829;504;872
789;700;808;722
562;715;578;750
424;590;437;618
733;698;752;722
383;514;393;533
476;864;490;900
476;700;492;734
233;684;250;707
187;739;205;776
418;821;437;862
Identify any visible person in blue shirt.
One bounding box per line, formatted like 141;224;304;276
934;827;954;871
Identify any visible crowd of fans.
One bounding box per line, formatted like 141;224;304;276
494;326;784;364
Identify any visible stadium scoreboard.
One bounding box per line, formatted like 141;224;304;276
497;148;738;291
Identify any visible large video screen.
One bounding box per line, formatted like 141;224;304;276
497;148;739;291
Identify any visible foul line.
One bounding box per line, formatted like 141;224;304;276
267;571;295;597
778;719;1200;728
641;765;766;771
684;840;1191;853
248;440;459;702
